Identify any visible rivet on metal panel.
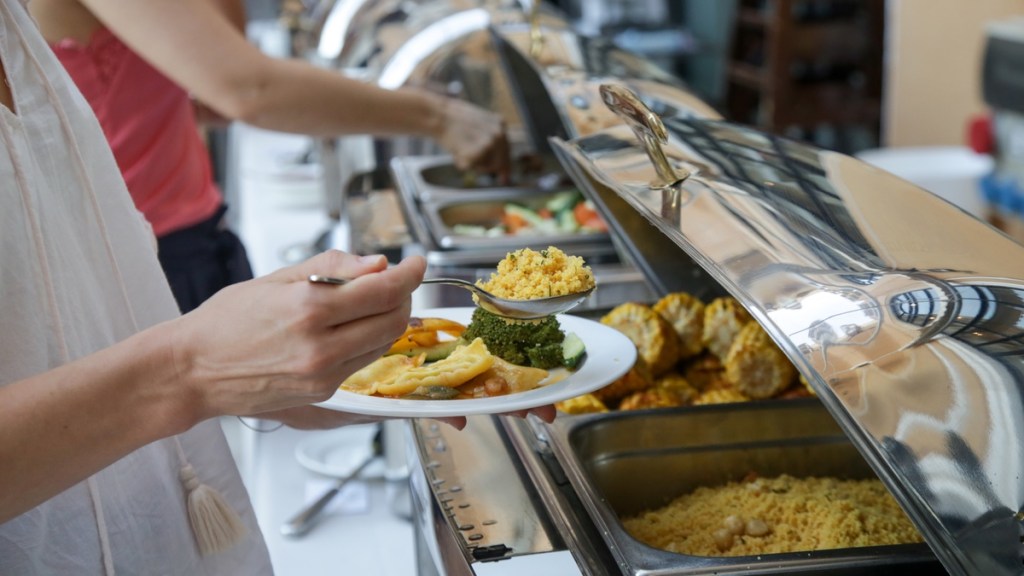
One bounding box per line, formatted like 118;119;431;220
458;524;475;531
482;520;497;526
449;485;463;492
468;534;484;541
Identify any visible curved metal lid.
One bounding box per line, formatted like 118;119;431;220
551;84;1024;576
489;19;720;153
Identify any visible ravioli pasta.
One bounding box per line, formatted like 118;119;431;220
376;338;494;396
340;354;426;396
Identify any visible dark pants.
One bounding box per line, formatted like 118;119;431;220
157;205;254;313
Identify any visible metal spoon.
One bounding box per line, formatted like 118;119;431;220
308;274;594;320
281;426;383;538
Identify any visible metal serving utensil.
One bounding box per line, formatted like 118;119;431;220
281;425;383;538
308;274;594;320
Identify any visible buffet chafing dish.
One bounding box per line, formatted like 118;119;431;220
311;1;548;261
405;83;1024;576
311;0;721;255
301;2;1024;574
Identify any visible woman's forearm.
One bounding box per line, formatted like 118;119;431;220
223;59;445;138
0;251;427;523
80;0;446;139
0;321;198;522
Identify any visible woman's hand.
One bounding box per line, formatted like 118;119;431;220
168;250;426;421
437;97;511;183
407;88;511;184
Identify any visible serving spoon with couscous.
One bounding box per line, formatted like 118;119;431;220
310;246;597;320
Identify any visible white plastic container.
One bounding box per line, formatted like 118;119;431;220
856;146;993;218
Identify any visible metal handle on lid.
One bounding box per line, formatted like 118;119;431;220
528;0;544;58
599;83;689;188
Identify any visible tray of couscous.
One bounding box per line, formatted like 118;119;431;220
533;399;944;575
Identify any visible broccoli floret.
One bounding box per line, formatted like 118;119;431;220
462;308;565;368
525;342;565;369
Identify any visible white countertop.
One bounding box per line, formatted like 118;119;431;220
223;419;418;576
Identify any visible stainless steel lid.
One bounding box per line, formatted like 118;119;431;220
490;18;720;155
550;84;1024;576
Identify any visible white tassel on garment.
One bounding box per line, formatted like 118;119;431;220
175;439;248;555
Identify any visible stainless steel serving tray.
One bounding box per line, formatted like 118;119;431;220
391;154;571;203
390;155;614;254
541;400;943;575
422;191;610;250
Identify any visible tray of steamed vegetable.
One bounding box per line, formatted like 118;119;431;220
421;188;609;250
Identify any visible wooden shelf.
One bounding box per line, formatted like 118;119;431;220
727;62;767;90
723;0;884;152
737;8;768;27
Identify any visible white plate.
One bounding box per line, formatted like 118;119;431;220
294;424;386;478
317;307;637;418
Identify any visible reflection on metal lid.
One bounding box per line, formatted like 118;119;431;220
378;9;492;89
552;113;1024;576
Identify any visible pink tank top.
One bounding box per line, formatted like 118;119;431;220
51;28;222;237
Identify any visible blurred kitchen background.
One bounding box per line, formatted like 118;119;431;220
220;0;1024;246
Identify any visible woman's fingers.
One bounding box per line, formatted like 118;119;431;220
268;249;388;284
301;254;426;329
253;406;386;430
438;98;510;179
498;405;557;423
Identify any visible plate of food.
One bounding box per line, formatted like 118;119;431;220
316;247;637;418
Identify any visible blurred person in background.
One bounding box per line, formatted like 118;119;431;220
29;0;510;312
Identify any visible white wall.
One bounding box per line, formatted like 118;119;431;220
884;0;1023;146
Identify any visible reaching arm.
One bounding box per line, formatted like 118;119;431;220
80;0;447;139
210;0;247;33
31;0;508;173
0;251;426;522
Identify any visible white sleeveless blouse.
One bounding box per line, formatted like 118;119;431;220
0;1;271;573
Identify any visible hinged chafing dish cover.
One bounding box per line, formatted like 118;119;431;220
489;21;721;152
551;117;1024;576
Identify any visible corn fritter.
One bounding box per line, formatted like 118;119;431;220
555;393;609;414
724;322;797;399
619;388;685;411
702;297;752;359
592;356;653;404
653;292;705;360
693;387;750;406
601;302;679;376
